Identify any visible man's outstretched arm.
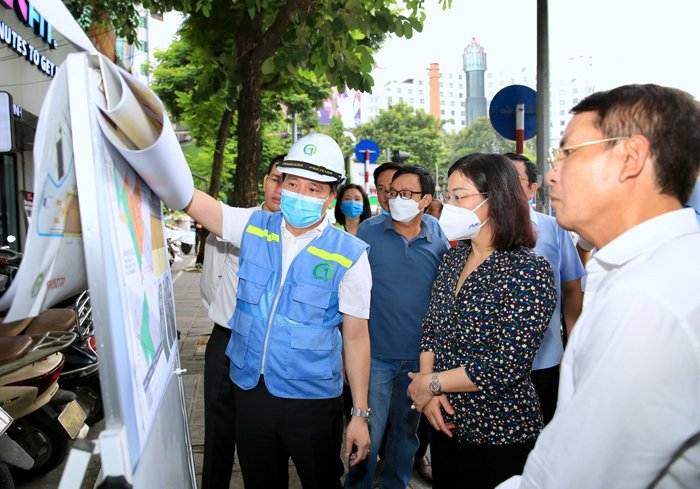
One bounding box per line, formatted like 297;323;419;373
183;189;224;238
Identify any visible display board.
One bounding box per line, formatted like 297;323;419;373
65;52;195;486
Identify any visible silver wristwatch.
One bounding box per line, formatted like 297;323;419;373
429;372;442;395
350;407;372;420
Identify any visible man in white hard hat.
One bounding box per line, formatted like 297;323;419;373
199;155;284;489
180;133;372;488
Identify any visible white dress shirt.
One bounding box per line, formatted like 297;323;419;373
499;208;700;489
220;203;371;320
200;205;262;328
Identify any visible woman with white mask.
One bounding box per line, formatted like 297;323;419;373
406;153;557;489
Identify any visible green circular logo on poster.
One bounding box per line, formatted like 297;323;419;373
31;273;44;298
303;144;317;156
313;263;334;282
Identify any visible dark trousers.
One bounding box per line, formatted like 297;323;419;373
202;324;236;489
430;428;536;489
234;376;345;489
531;365;560;425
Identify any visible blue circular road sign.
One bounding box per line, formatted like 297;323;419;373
489;85;537;141
355;139;380;163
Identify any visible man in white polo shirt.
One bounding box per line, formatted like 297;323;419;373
499;84;700;488
200;156;284;489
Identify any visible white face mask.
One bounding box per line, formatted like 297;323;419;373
389;195;427;223
438;198;489;241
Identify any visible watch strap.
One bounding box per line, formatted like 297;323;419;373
350;407;372;419
429;372;442;395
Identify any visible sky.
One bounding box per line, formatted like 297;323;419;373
370;0;700;99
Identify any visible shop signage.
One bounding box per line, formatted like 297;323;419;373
1;0;58;77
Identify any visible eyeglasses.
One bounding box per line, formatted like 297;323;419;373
439;192;486;206
547;137;628;171
385;189;424;200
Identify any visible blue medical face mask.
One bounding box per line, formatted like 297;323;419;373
280;188;330;229
341;200;364;220
380;207;391;216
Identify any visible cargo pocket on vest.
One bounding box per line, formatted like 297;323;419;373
236;261;273;305
227;312;254;369
286;327;334;380
286;283;332;325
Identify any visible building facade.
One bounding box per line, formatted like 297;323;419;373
463;38;487;125
0;0;84;251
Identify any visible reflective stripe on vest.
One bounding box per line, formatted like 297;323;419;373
246;224;280;242
307;246;353;269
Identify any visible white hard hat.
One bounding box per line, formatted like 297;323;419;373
277;133;346;184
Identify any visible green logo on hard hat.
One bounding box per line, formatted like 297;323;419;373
303;144;317;156
313;263;333;282
31;273;44;298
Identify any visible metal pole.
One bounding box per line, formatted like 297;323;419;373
516;103;525;154
293;113;298;143
364;150;371;194
536;0;551;214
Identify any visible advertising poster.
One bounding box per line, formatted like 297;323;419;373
1;67;88;319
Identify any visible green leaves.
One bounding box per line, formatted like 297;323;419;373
353;102;444;172
262;57;276;75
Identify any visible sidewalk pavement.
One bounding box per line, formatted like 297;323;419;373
173;254;432;489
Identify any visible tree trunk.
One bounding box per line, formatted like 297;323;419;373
209;107;235;198
196;107;234;265
231;63;263;208
230;0;315;208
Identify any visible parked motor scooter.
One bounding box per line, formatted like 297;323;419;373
0;331;86;478
0;250;103;426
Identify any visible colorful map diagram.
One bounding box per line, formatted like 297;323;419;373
103;145;177;449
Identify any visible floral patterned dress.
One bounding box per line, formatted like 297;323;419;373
420;244;556;445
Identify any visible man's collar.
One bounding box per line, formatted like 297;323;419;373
281;215;328;240
382;214;432;242
592;208;699;267
529;207;539;225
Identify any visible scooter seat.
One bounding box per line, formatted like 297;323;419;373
0;317;34;337
25;309;77;335
0;336;33;366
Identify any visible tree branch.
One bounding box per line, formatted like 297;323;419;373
257;0;316;60
260;74;281;91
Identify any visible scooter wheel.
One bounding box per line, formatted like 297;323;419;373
180;243;192;255
75;384;104;426
9;415;69;477
0;463;14;489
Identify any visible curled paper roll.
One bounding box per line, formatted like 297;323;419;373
91;54;195;210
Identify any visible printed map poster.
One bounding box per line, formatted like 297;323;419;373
100;140;178;450
2;66;88;320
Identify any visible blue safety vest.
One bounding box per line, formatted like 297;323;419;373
226;210;368;399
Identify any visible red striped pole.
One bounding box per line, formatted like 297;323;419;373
516;103;525;154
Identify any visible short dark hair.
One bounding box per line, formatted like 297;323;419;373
373;163;402;183
334;184;372;226
572;84;700;204
448;153;536;250
267;154;286;175
504;153;537;187
392;165;434;197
